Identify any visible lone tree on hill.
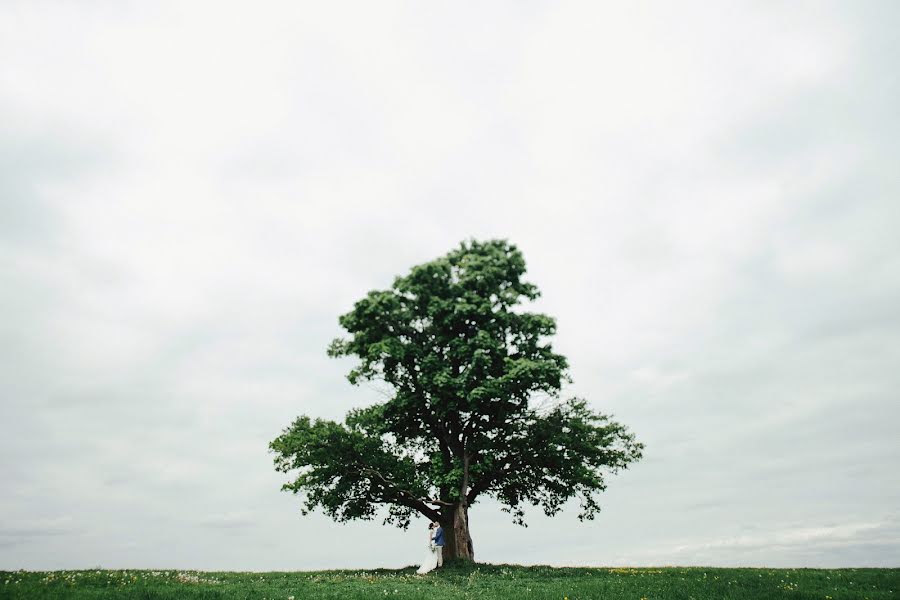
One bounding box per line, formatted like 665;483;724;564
269;239;644;561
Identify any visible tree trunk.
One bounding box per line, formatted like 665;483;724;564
442;501;474;561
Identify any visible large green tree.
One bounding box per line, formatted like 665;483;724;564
270;239;644;561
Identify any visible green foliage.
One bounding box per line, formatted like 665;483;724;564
269;414;429;527
271;239;644;530
2;566;897;600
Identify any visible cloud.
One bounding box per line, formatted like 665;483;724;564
1;0;898;570
674;518;900;554
0;516;80;546
650;516;900;567
198;512;255;530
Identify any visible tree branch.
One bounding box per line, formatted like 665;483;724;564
467;453;525;505
405;356;457;461
358;466;441;521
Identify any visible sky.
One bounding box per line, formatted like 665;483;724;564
1;0;899;571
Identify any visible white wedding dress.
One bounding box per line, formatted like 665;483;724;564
415;529;439;574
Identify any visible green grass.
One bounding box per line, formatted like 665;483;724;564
1;563;897;599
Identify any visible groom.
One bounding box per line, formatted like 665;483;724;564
431;521;445;568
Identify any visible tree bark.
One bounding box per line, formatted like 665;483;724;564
442;501;474;561
438;443;475;561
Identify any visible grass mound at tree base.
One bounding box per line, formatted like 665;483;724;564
1;563;897;599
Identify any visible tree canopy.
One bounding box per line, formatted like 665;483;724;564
270;239;644;560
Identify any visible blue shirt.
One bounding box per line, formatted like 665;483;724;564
433;526;445;546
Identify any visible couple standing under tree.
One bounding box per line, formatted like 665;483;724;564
415;521;445;574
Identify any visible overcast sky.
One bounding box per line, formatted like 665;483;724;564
2;1;899;571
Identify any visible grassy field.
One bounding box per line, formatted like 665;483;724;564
1;563;897;599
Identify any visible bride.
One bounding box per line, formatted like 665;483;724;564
415;523;439;574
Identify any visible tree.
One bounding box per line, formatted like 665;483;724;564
269;239;644;561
